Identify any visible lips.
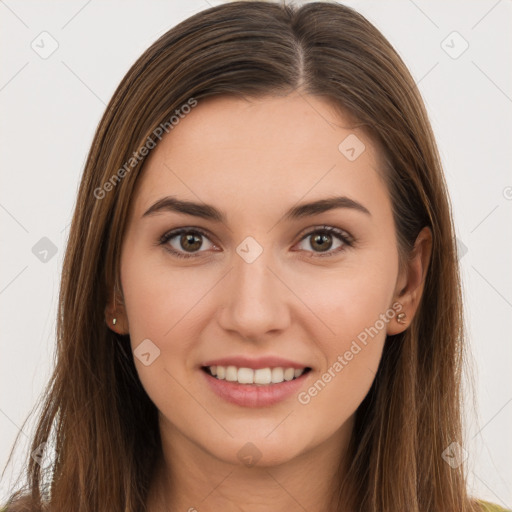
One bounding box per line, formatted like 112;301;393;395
198;355;313;407
201;366;312;407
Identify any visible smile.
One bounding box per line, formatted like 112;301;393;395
201;365;313;407
202;365;312;385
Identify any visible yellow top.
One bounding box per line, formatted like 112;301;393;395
479;500;511;512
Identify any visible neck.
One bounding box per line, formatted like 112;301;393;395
147;416;355;512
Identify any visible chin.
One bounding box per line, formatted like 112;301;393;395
198;425;316;468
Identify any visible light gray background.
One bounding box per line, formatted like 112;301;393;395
1;0;511;507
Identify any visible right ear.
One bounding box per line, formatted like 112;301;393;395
104;284;129;335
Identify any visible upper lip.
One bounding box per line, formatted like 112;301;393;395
201;356;311;370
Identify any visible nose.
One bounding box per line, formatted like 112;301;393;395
217;243;291;342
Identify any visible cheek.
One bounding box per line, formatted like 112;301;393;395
121;246;212;343
293;250;396;417
119;251;210;416
295;249;398;345
295;293;389;438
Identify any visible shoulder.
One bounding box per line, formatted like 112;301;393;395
477;500;512;512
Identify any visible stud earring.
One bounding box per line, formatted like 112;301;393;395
112;318;117;326
396;312;407;324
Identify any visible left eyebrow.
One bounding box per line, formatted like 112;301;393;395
142;195;371;222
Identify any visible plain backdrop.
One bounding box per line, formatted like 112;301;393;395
1;0;511;507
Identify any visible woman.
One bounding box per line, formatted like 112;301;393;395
2;1;508;511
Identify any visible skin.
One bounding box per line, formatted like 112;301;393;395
105;92;432;512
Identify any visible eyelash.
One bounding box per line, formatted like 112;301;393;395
157;225;354;260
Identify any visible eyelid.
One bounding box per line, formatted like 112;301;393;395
158;226;214;245
296;224;354;245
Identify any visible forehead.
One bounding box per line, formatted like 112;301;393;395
131;93;391;225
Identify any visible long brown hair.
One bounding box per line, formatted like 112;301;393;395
2;2;483;510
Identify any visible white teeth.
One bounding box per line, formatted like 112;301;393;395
254;368;272;385
206;365;307;385
271;367;284;383
284;368;295;381
238;367;254;384
225;365;238;382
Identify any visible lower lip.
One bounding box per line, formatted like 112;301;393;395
201;369;311;408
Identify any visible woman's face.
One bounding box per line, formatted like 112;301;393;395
114;92;413;467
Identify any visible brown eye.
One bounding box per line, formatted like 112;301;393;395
159;228;216;259
179;232;203;252
309;232;333;252
295;226;353;257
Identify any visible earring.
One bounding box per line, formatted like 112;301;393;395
112;318;117;325
396;312;407;324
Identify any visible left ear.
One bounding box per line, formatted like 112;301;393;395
387;226;433;335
